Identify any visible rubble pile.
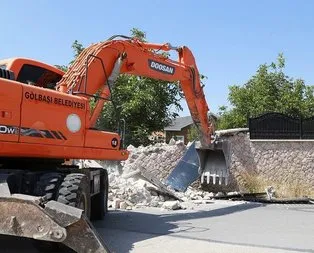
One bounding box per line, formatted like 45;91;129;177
106;141;187;210
104;141;239;210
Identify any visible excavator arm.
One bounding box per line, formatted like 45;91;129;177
57;35;228;189
57;35;212;147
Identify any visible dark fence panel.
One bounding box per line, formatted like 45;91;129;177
301;116;314;139
249;113;302;139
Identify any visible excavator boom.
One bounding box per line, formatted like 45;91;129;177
57;35;212;146
57;35;228;187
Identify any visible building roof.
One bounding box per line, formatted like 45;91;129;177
164;112;218;132
164;116;193;131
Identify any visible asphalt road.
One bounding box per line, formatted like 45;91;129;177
1;200;314;253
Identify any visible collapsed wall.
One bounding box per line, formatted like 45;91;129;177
99;142;222;210
121;141;187;183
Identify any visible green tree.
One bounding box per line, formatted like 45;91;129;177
217;54;314;129
187;125;199;142
55;40;84;72
96;29;183;146
56;28;183;146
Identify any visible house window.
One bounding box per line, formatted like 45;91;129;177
175;135;185;142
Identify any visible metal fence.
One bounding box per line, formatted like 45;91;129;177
249;112;314;139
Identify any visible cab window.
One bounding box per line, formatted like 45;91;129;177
17;64;62;89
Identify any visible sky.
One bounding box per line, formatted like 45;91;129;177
2;0;314;116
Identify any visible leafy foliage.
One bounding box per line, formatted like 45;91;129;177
217;53;314;129
187;125;199;142
55;40;84;72
54;64;68;72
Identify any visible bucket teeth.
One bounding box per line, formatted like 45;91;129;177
201;173;205;184
201;171;229;185
200;171;229;185
205;172;210;184
224;175;228;186
218;172;222;185
212;174;216;184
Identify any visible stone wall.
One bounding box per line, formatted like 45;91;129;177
223;132;314;196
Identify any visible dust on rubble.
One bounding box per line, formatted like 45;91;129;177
99;141;238;211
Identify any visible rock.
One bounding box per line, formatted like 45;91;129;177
126;206;132;210
265;186;275;200
122;169;141;179
169;138;176;145
150;200;159;207
203;193;212;200
149;190;158;196
181;197;189;202
108;192;114;201
189;193;197;200
164;195;171;201
127;145;136;151
108;174;116;183
162;201;182;210
215;192;225;197
124;200;134;207
113;199;121;209
135;203;148;208
196;191;204;197
174;192;185;199
159;195;165;202
120;201;127;209
227;191;240;196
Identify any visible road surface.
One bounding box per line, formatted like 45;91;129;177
1;200;313;252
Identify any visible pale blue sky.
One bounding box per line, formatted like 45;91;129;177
2;1;314;115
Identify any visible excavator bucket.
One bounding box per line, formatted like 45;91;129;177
165;141;228;192
0;193;111;253
196;144;229;186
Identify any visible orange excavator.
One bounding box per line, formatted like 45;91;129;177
0;35;227;252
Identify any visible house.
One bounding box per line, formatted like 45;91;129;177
164;113;218;144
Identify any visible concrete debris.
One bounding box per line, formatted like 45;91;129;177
162;201;182;210
119;202;127;209
99;142;241;211
265;186;276;200
113;199;121;209
227;191;240;196
192;200;212;205
215;192;225;197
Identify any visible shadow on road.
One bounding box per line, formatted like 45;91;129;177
0;235;35;253
94;202;261;253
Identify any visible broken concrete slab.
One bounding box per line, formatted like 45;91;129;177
162;201;182;210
